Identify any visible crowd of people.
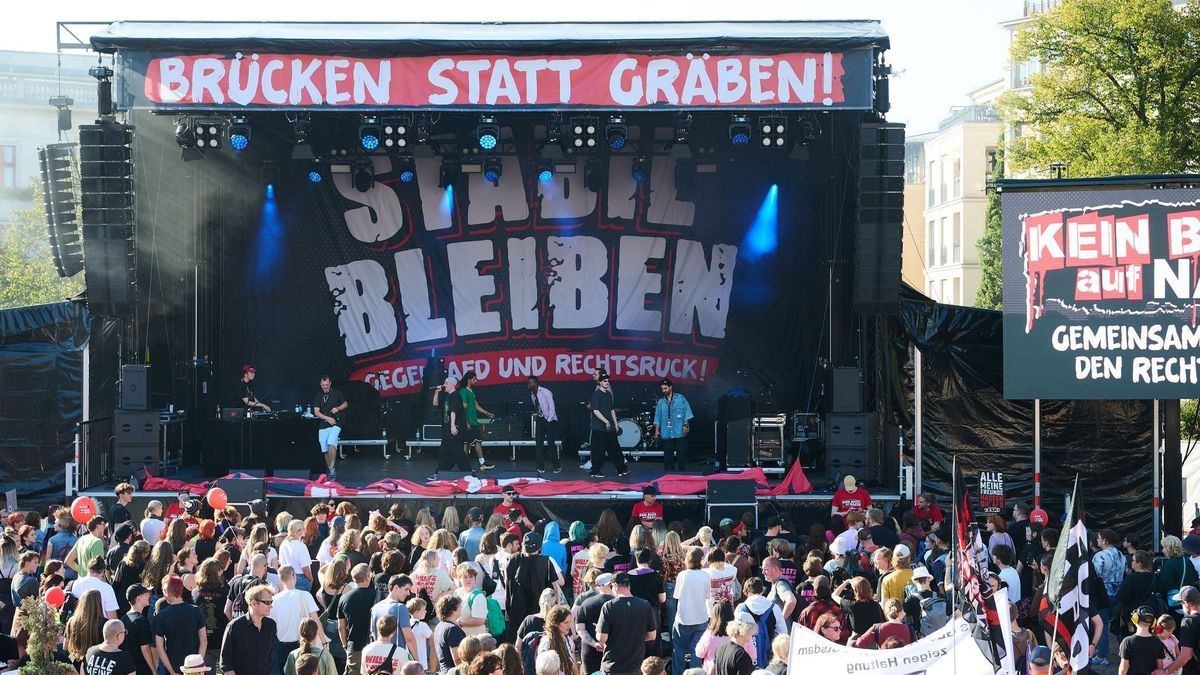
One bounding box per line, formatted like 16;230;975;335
0;477;1192;675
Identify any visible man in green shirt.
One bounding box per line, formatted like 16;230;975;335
66;516;108;576
460;370;495;471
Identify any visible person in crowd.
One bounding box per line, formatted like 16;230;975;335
1157;536;1198;604
370;575;416;650
107;522;137;573
226;553;271;622
852;598;914;648
336;564;378;675
459;510;485;561
360;615;411;675
537;605;576;675
121;584;155;675
711;620;756;675
279;520;315;594
504;533;561;639
284;618;336;675
84;619;137;675
219;584;276;675
1119;605;1166;675
433;595;466;675
865;509;898;550
672;547;712;675
597;573;657;675
72;555;120;618
694;600;734;675
912;493;943;530
67;516;108;578
830;476;872;518
1116;551;1156;637
155;575;207;675
880;546;913;602
454;564;489;638
405;598;433;672
733;578;786;666
271;565;321;674
835;577;884;641
67;589;108;672
985;515;1014;561
576;572;614;674
515;589;556;641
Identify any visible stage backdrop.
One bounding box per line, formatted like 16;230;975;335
1002;183;1200;399
224;120;827;426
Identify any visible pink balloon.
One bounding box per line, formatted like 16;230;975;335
45;585;65;609
206;487;228;510
70;496;96;524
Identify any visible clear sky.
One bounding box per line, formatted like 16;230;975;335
2;0;1020;134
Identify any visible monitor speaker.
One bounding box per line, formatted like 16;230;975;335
706;479;758;528
826;412;876;479
120;364;151;411
272;469;312;479
115;409;158;443
215;478;266;504
114;443;158;477
831;367;863;413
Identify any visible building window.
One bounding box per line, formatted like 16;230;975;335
985;146;998;175
1;145;14;189
952;213;962;263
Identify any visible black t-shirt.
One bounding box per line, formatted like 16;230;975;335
841;599;886;637
590;389;614;430
84;645;136;675
441;390;464;429
596;595;655;673
241;380;258;405
193;586;229;643
152;602;205;669
577;593;612;665
372;572;393;600
106;543;130;578
194;537;217;563
1120;634;1166;675
713;641;754;675
227;574;269;620
334;586;377;651
120;611;154;675
1177;613;1200;675
437;622;466;672
313;388;348;426
110;503;132;527
868;525;899;550
0;634;17;666
628;569;665;627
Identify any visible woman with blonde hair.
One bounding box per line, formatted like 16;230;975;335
335;528;367;569
765;635;789;675
441;507;461;537
317;557;351;610
64;589;105;666
415;508;436;531
1157;535;1198;599
661;530;685;632
239;522;278;574
410;525;433;566
430;529;459;573
413;548;454;602
712;620;757;675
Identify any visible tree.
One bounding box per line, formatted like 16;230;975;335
1000;0;1200;177
975;146;1004;310
0;176;84;309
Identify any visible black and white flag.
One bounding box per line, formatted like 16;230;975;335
1045;477;1092;673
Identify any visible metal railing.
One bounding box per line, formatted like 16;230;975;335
75;417;114;493
938;105;1001;131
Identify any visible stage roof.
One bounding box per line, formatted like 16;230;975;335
90;20;889;54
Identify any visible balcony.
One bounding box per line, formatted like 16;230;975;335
937;104;1001;131
1023;0;1060;16
953;180;962;199
927;188;936;206
953;244;961;263
939;185;948;203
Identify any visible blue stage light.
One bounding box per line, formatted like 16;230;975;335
361;134;380;150
479;133;498;150
307;170;321;183
744;184;779;258
230;133;249;150
729;114;752;146
228;116;251;151
538;168;553;184
477;115;500;151
606;115;628;150
485;166;501;182
400;170;415;183
483;157;503;184
631;156;649;183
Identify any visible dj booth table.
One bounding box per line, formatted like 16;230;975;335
198;418;324;475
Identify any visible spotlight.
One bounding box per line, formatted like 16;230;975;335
396;155;415;183
584;158;606;192
631;156;649;184
292;114;313;143
194;121;222;148
359;115;381;151
351;157;373;193
174;119;196;149
415;114;431;144
545;114;562;146
605;115;628;150
229;116;251;151
568;117;599;152
439;158;460;189
382;115;411;149
477;115;500;151
483;157;503;184
729;114;752;146
535;160;554;184
797;113;822;145
759;116;788;148
673;113;692;145
308;170;322;184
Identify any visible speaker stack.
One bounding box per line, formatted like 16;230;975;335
706;479;758;528
38;143;83;278
855;122;905;316
114;407;159;476
825;366;876;480
79;123;135;317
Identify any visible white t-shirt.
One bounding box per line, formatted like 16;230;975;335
673;569;712;626
832;527;861;557
411;621;433;670
455;587;490;637
360;640;411;675
270;588;320;642
278;539;313;575
140;518;165;544
998;567;1022;602
72;575;118;614
705;565;738;606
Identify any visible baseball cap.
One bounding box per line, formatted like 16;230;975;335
248;499;267;515
523;531;542;552
241;365;256;375
894;544;911;558
1175;586;1200;604
114;522;135;542
642;484;659;496
1183;534;1200;554
719;518;733;527
659;378;673;387
1135;605;1157;623
1029;508;1050;526
503;486;518;496
126;583;151;602
331;515;346;528
594;573;614;587
829;537;848;556
911;566;933;580
1030;646;1051;667
843;475;857;488
184;499;201;516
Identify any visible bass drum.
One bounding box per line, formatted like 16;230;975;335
616;418;643;449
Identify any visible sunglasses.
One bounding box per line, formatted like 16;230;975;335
255;598;273;605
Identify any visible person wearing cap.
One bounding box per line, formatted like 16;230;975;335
576;570;615;673
900;566;943;637
653;378;693;473
879;545;913;602
492;488;533;535
1119;605;1167;675
165;491;192;523
84;618;137;675
122;584;155;675
527;375;560;475
107;521;136;575
830;475;872;517
240;366;270;413
1165;586;1200;675
596;572;657;675
73;555;120;618
458;370;496;471
459;509;486;560
632;486;664;529
589;372;630;479
1028;645;1052;675
505;532;562;641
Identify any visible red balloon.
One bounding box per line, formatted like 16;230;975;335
207;487;228;510
70;496;96;524
45;586;65;609
1029;507;1051;526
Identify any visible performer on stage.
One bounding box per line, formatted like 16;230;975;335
653;378;693;472
527;375;560;474
588;373;630;479
428;377;476;481
239;365;270;412
459;371;495;471
312;376;348;479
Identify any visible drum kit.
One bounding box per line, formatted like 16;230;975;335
614;404;660;452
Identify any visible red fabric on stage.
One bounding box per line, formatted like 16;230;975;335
136;462;813;499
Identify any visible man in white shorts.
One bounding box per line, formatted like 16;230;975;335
313;375;349;479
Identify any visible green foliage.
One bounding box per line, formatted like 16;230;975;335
1184;399;1199;439
17;596;73;675
976;147;1004;310
0;175;84;309
999;0;1200;177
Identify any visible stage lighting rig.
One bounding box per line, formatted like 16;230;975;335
477;115;500;151
291;113;313;143
535;159;554;184
415;114;432;144
606;115;628;150
307;170;322;184
229;117;252;151
194;120;223;149
797;113;822;145
483;157;503;185
383;115;411;149
545;114;562;146
359;115;382;151
673;112;692;145
567;117;599;152
439;158;460;189
175;119;196;149
729;114;752;146
351;157;374;192
584;158;606;192
631;156;650;184
396;155;416;183
759;116;787;148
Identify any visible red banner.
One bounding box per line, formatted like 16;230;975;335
349;348;718;397
143;51;857;108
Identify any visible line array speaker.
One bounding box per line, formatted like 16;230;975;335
855;122;905;315
79;123;135;317
38;143;83;277
120;364;151;411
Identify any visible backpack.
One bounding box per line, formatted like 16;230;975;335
519;630;544;675
480;560;497;596
369;644;398;675
469;588;506;637
911;592;950;638
746;606;776;666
